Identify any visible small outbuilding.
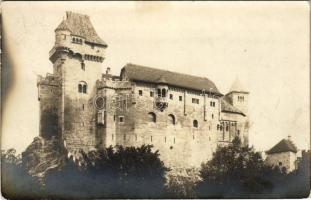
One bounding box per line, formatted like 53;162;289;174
265;136;298;173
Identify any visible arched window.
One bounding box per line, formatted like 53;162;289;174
148;112;156;123
162;88;166;97
193;120;198;128
168;114;176;125
78;81;87;94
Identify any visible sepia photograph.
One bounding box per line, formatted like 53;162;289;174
1;1;310;199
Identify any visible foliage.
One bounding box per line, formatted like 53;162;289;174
196;137;282;198
43;144;169;198
1;148;42;199
164;172;198;198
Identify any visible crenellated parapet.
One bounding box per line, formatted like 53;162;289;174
37;73;61;87
97;78;132;90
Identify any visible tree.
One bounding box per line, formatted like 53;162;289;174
43;144;169;198
196;137;280;198
1;148;42;199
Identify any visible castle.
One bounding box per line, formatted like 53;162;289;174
37;11;249;169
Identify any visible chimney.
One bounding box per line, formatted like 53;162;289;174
106;67;111;75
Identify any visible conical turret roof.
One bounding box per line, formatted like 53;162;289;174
229;78;248;93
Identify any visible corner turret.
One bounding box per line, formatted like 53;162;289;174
225;78;249;115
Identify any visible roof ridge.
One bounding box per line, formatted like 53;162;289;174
123;63;221;94
126;63;212;83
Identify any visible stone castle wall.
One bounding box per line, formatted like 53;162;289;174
96;81;247;169
37;74;61;139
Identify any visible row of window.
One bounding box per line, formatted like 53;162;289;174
84;54;103;62
138;90;216;106
238;96;245;102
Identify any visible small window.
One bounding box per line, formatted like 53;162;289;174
179;96;183;101
82;104;84;110
162;88;166;97
192;98;199;104
169;94;173;100
139;90;143;96
226;125;229;131
220;125;223;131
150;91;154;97
112;134;114;141
78;81;87;94
119;116;124;123
81;62;85;71
217;124;220;130
237;130;240;135
212;114;214;119
82;85;87;93
157;89;161;97
78;84;83;93
193;120;198;128
279;162;282;166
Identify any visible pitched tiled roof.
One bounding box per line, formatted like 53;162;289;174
229;78;249;94
121;63;221;95
221;97;245;116
55;11;107;47
266;139;298;154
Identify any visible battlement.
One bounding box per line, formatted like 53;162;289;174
37;73;61;86
97;78;132;90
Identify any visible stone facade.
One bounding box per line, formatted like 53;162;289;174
266;151;297;173
265;137;298;173
38;11;250;169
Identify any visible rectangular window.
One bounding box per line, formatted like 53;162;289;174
170;94;173;100
192;98;199;104
179;96;183;101
150;91;154;97
119;116;124;123
139;90;143;96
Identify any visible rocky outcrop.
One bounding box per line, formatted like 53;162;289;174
22;136;66;177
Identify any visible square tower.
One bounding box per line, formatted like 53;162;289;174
48;11;108;153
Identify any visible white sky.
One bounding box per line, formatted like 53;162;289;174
1;1;310;153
